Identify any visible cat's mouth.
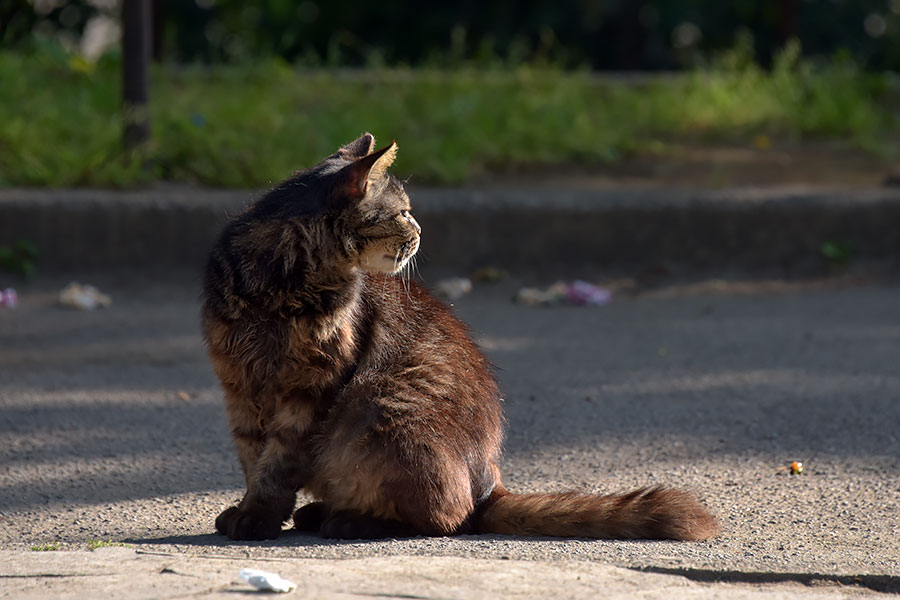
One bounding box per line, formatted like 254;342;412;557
362;237;419;274
388;238;419;271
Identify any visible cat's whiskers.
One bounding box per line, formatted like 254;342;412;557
410;254;421;281
391;246;413;304
400;255;412;305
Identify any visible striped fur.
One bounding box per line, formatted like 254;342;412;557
476;487;718;540
202;133;718;542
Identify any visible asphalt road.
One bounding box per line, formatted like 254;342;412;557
1;273;898;596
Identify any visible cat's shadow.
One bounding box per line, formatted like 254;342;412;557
127;529;545;548
128;528;407;548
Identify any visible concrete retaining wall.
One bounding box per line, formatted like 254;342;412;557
1;185;898;274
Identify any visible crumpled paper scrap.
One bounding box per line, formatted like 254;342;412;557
239;568;297;593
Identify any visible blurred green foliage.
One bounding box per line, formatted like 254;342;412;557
5;0;900;71
820;240;854;268
0;240;38;279
0;37;896;187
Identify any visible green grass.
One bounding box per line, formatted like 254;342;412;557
1;41;897;187
0;240;38;279
30;542;61;551
87;538;130;550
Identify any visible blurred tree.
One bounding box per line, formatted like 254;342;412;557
2;0;103;50
0;0;37;45
5;0;900;71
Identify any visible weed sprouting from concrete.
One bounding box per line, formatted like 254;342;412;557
30;542;61;551
87;539;131;550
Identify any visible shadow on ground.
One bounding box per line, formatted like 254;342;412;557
1;280;899;514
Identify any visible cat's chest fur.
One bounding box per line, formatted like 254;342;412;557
205;302;361;431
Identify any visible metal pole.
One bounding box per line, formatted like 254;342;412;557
777;0;798;46
122;0;151;152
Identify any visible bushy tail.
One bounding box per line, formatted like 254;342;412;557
475;486;718;541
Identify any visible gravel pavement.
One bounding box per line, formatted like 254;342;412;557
1;274;898;598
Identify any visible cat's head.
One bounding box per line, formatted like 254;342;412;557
258;133;421;275
330;133;421;274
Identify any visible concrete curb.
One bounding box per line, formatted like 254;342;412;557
1;185;898;274
3;549;889;599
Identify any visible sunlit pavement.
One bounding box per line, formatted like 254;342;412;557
1;276;898;597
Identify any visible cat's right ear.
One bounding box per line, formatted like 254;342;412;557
338;132;376;159
333;142;398;201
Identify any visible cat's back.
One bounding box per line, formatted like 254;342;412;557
357;273;500;405
361;273;486;358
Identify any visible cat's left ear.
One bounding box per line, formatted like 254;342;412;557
334;141;398;200
338;132;376;159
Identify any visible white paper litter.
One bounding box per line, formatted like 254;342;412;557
59;282;112;310
239;568;296;593
434;277;472;300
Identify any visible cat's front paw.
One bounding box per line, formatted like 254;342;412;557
215;505;282;540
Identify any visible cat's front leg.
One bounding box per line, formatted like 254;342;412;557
216;429;308;540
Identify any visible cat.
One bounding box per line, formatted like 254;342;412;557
202;133;718;541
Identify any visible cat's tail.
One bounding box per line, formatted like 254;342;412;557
474;486;718;541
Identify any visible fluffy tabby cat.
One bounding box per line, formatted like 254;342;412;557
202;133;718;541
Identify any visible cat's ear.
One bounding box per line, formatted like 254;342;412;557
338;132;376;159
335;141;398;200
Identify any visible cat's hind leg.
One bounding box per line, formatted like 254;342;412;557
294;501;417;539
310;429;478;538
292;501;329;532
319;510;418;539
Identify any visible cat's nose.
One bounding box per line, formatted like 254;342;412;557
406;213;421;236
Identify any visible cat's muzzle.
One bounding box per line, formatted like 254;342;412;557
396;237;420;269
